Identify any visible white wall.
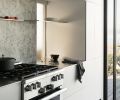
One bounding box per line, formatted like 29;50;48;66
46;0;86;60
83;0;103;99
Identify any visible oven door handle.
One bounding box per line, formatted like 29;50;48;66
39;88;67;100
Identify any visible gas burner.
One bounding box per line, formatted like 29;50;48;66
0;64;58;80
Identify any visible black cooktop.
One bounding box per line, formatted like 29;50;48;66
0;64;58;81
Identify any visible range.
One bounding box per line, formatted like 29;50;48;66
0;64;58;80
0;63;67;100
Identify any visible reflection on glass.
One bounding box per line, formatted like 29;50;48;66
116;0;120;99
107;0;113;100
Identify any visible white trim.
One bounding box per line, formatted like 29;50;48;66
40;88;67;100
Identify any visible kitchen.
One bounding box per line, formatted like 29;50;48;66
0;0;103;100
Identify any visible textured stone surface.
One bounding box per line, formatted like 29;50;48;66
0;0;36;63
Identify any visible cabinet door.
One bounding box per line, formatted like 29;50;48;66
0;82;21;100
63;65;83;99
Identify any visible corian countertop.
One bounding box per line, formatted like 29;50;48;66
0;60;74;87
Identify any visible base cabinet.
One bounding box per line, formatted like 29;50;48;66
63;65;84;100
0;82;21;100
63;61;103;100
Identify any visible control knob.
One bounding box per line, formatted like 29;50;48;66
36;82;41;88
51;76;57;81
56;75;61;80
60;74;64;79
46;84;54;90
25;85;32;92
31;83;36;89
38;87;45;94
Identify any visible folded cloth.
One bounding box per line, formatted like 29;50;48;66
62;57;85;83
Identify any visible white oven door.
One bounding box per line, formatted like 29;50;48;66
38;88;67;100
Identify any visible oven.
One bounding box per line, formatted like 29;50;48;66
21;69;67;100
30;86;67;100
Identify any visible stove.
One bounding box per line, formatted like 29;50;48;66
0;63;66;100
0;63;58;80
22;68;66;100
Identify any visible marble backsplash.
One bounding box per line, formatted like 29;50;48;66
0;0;36;63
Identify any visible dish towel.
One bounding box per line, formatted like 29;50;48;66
62;57;85;83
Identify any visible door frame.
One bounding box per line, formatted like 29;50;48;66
103;0;108;100
104;0;117;100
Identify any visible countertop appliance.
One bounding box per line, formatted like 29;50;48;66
0;63;67;100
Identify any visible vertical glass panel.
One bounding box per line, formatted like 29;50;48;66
116;0;120;99
107;0;114;100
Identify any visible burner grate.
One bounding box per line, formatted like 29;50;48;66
0;64;58;80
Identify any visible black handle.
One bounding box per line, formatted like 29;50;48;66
2;54;4;58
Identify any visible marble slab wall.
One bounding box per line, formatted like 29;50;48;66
0;0;36;63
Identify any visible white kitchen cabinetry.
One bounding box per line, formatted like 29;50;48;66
0;82;21;100
63;65;79;100
63;60;103;100
63;64;88;100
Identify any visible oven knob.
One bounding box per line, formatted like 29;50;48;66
36;82;41;88
51;76;57;81
60;74;64;79
31;83;36;89
57;75;61;80
38;88;45;94
25;85;32;92
46;84;54;90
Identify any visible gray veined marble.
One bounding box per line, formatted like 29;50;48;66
0;0;36;63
